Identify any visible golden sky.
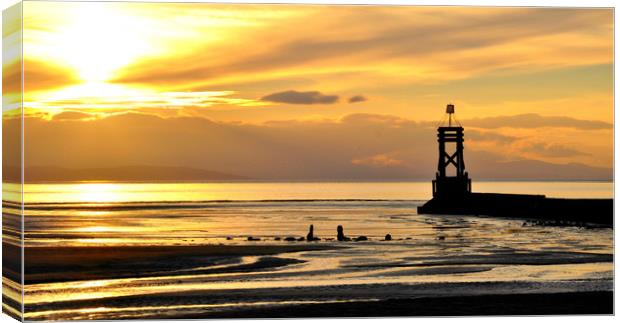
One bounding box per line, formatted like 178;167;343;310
3;3;614;180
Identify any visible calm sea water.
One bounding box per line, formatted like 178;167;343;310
3;181;614;320
6;180;614;204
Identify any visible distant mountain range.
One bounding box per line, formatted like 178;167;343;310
3;166;248;183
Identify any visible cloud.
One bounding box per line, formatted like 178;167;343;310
351;154;404;167
466;114;612;130
341;113;414;126
9;112;611;181
109;6;611;91
3;61;22;95
466;130;518;143
261;90;339;105
519;141;589;158
51;111;98;121
348;95;367;103
24;85;264;111
24;59;80;92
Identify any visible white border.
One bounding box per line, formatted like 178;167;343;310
0;1;616;323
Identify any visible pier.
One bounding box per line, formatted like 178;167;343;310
417;104;613;228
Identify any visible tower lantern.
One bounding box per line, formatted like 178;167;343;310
432;104;471;198
446;103;455;126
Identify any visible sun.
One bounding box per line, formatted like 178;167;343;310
62;4;153;83
26;2;153;84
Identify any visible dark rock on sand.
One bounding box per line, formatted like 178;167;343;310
384;234;392;241
274;237;282;241
307;225;314;240
337;225;351;242
306;224;320;241
354;236;368;242
284;237;297;242
297;237;305;242
247;237;261;241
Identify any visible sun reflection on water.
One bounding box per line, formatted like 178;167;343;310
18;181;614;204
74;183;122;203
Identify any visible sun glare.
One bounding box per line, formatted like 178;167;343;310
74;183;122;203
33;3;153;84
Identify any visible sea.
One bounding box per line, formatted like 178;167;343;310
2;181;614;320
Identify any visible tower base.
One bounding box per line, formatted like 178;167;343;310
432;176;471;198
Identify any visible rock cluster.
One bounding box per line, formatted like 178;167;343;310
245;224;398;243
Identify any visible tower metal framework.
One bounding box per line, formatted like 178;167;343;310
432;104;471;198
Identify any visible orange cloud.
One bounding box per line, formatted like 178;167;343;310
352;154;404;167
466;114;612;130
16;2;612;180
51;111;99;121
518;141;589;158
104;6;612;92
11;112;611;181
24;59;80;92
20;3;613;129
24;84;265;112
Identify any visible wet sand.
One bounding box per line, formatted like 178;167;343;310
24;244;342;284
186;291;613;317
26;282;611;320
20;241;614;320
17;197;613;320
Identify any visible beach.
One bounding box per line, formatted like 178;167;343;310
2;181;613;320
19;242;613;320
180;292;613;317
23;244;341;284
18;241;613;319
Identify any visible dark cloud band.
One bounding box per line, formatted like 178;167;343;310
261;90;339;105
348;95;367;103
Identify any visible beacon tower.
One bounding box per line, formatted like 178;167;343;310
432;104;471;198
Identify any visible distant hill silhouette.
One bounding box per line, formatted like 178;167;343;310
4;166;248;183
2;160;611;183
467;159;612;181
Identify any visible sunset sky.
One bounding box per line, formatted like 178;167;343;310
3;3;614;180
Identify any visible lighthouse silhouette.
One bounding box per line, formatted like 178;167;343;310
419;103;611;227
432;104;471;198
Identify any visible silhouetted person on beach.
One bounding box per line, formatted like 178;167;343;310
337;225;350;241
